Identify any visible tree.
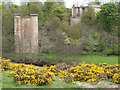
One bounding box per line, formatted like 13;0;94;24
81;7;96;25
98;3;119;32
15;4;30;16
43;2;55;20
10;4;18;13
93;0;101;5
28;2;44;27
49;3;69;20
15;2;44;28
2;4;14;52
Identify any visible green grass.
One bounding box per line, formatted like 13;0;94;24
45;54;118;65
77;55;118;65
2;52;118;65
2;71;80;88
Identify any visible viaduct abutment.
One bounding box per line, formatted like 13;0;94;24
14;14;38;53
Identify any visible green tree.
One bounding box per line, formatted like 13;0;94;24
43;2;55;20
2;4;14;52
49;3;68;20
98;3;119;32
93;0;101;5
10;4;18;13
81;7;96;25
16;2;44;28
28;2;44;27
15;4;30;16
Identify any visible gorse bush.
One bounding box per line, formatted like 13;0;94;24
0;58;11;71
10;66;55;85
1;58;120;85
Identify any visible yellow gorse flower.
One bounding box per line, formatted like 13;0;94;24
1;58;120;85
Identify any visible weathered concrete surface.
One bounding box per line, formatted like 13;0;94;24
70;17;81;26
14;14;38;53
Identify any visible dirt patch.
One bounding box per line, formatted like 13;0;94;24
76;81;119;88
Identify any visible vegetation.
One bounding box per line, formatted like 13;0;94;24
81;7;96;25
1;1;119;56
1;1;120;88
98;2;119;32
2;72;79;88
1;58;120;88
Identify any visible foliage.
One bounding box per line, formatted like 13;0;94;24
1;58;120;85
113;73;120;84
10;4;18;13
2;4;14;52
43;2;55;18
98;3;119;32
65;24;82;40
0;58;11;71
81;7;96;25
16;2;44;28
10;66;55;85
49;3;69;20
103;44;119;55
111;44;118;55
97;41;107;52
92;0;101;5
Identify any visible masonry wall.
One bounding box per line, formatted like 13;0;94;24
14;14;38;53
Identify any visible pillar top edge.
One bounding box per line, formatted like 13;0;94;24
14;14;22;16
30;14;38;16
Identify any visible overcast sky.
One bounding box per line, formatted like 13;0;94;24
1;0;120;8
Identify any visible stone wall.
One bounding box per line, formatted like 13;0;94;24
14;14;38;53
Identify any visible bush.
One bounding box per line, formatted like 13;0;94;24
113;73;120;84
1;58;120;85
81;7;96;25
0;58;11;71
103;48;113;55
10;65;55;85
98;41;107;52
103;44;119;55
111;44;119;55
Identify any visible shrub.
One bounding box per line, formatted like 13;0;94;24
1;58;120;85
111;44;119;55
10;66;55;85
0;58;11;71
81;7;96;25
113;73;120;84
103;48;113;55
98;41;107;52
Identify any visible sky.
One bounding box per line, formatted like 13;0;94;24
1;0;120;8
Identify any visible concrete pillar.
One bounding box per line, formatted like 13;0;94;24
78;7;80;16
30;14;38;53
80;7;83;17
14;14;38;53
76;8;78;16
21;16;31;53
72;5;76;17
14;14;21;53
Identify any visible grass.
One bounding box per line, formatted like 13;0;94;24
45;54;118;65
2;71;80;88
2;52;118;65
